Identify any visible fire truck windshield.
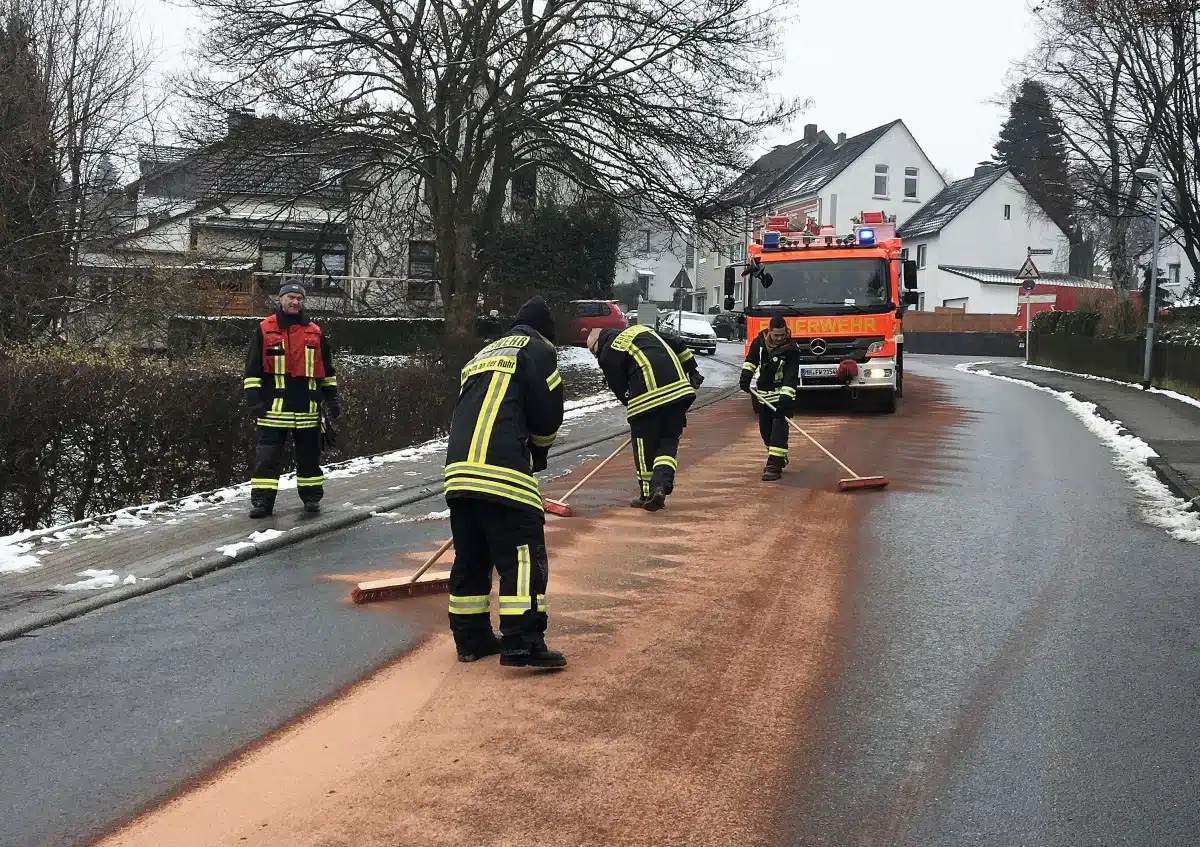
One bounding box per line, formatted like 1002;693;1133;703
752;258;891;312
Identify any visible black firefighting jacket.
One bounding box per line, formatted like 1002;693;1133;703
243;310;338;430
594;325;699;419
443;326;565;514
740;330;800;407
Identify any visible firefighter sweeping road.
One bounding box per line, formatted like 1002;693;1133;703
3;354;1199;847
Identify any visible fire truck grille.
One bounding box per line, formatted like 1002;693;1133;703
794;335;885;365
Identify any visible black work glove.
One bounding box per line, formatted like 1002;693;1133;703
775;395;794;416
249;401;268;419
739;373;752;393
326;398;342;420
531;446;548;473
688;370;705;389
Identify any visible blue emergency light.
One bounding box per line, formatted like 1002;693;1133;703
856;228;875;246
762;230;781;248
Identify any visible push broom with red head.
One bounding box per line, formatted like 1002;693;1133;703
542;438;632;518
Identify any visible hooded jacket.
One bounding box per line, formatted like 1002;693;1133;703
243;310;338;430
740;328;800;407
443;297;565;513
594;324;698;419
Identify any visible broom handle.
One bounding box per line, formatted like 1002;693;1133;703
553;438;632;503
409;536;455;583
751;390;861;479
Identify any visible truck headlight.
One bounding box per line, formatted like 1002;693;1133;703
867;341;884;354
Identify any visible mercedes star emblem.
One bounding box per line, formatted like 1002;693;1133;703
809;338;827;355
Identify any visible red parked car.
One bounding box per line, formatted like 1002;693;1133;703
565;300;628;345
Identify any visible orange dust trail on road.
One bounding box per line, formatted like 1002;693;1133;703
92;396;878;847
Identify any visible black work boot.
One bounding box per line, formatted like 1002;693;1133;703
643;485;667;511
249;500;273;519
303;500;321;514
456;633;502;663
630;494;649;508
500;641;567;669
762;457;783;482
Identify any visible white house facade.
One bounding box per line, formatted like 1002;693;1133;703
613;213;702;310
897;164;1073;313
1134;233;1195;303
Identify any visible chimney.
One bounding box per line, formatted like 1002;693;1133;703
226;106;256;134
974;161;996;177
803;123;818;142
837;132;847;144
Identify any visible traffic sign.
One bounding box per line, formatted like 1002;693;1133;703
1028;248;1054;256
1022;278;1036;292
1017;294;1057;305
1016;256;1040;280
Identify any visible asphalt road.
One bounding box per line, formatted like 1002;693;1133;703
783;356;1200;846
0;344;744;847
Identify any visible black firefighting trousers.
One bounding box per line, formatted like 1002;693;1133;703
629;398;690;499
447;499;549;652
250;427;324;507
757;406;790;467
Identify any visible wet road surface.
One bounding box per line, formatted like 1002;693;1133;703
783;356;1200;846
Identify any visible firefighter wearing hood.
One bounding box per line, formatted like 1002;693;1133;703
442;296;567;670
740;315;800;481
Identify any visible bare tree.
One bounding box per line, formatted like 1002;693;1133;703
184;0;804;336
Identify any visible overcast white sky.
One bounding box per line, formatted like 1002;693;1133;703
136;0;1038;183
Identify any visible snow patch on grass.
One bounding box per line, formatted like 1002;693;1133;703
958;363;1200;544
557;346;599;369
1021;363;1200;410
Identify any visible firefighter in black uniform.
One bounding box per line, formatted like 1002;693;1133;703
444;296;566;669
587;324;704;511
740;315;800;481
243;282;341;518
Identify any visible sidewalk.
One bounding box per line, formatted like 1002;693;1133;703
0;350;743;639
987;362;1200;508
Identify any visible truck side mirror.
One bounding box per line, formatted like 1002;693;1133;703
760;272;773;288
903;260;918;290
723;266;735;297
902;290;920;306
723;296;735;311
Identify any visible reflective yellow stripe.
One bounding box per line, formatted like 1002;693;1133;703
653;456;678;470
530;432;556;448
445;479;544;511
627;381;694;416
305;347;315;378
779;386;797;398
769;447;789;457
319;376;338;387
678;349;695;363
273;354;286;390
498;595;546;615
296;476;324;487
742;361;757;372
448;594;490;615
250;478;280;489
445;462;540;494
629;346;658;392
517;545;531;599
467;372;510;464
243;377;263;389
546;369;562;391
461;354;518;385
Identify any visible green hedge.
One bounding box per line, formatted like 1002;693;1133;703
168;315;506;356
1030;309;1101;337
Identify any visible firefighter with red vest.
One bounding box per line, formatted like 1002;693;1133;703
243;281;341;518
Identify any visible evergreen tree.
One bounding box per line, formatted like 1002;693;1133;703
994;79;1077;242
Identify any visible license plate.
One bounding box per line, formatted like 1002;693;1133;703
803;366;838;378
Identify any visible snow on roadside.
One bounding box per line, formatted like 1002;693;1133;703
957;362;1200;544
557;346;599;369
0;540;41;574
217;541;255;558
54;569;139;591
1021;363;1200;410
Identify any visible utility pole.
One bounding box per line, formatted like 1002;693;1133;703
1135;168;1163;389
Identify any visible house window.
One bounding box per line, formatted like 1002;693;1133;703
916;244;927;269
636;272;653;299
641;230;652;252
1004;204;1011;220
904;167;919;200
685;241;695;267
900;248;909;261
943;297;968;310
917;293;926;311
408;240;436;279
874;165;889;197
1169;264;1181;285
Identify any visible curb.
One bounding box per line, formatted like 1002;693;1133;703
0;385;739;642
971;364;1200;512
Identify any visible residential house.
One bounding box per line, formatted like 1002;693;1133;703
897;163;1076;313
613;210;702;310
696;120;945;312
1133;231;1195;304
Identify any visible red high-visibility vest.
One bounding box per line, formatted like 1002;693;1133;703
260;314;327;379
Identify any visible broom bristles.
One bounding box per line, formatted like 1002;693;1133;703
837;476;889;491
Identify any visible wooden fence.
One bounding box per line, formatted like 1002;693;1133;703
1031;333;1200;398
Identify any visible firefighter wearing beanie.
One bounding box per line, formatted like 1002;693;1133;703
740;315;800;481
242;281;341;517
442;296;567;669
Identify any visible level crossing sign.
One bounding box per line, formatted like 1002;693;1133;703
1016;256;1040;292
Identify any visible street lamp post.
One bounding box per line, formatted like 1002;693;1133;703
1136;167;1163;389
